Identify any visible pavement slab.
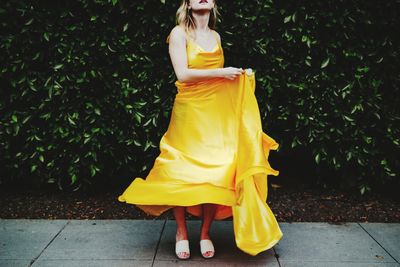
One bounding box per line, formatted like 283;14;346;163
360;223;400;263
154;220;279;265
0;219;399;267
0;219;68;264
274;222;399;266
37;220;164;261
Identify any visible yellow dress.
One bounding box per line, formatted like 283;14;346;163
118;29;283;256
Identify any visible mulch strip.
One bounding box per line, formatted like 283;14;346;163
1;183;399;222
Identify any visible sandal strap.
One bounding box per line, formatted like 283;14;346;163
175;239;190;254
200;239;215;254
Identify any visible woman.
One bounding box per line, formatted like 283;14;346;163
118;0;283;260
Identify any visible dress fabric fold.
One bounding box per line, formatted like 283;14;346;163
118;30;283;255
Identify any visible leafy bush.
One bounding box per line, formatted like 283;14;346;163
0;0;398;194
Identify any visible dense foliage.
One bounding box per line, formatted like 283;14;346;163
0;0;398;194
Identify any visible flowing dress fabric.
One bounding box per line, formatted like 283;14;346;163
118;30;283;255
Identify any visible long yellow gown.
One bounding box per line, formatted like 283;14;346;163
118;29;283;256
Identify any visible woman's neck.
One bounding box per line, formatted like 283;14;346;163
191;11;211;32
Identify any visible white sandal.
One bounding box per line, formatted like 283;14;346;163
175;239;190;260
200;239;215;258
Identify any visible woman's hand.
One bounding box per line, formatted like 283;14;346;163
219;67;245;80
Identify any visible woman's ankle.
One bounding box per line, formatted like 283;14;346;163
176;228;189;240
200;231;210;240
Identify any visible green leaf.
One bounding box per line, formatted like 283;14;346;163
305;56;311;67
343;115;354;122
284;15;291;23
43;32;49;41
25;18;34;25
68;116;76;125
291;12;297;22
71;174;77;185
315;153;320;164
90;165;97;177
53;64;63;70
32;52;40;60
144;140;151;151
31;165;37;172
107;44;116;52
321;57;330;68
133;112;142;123
13;124;20;135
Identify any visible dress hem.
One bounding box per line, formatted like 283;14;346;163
118;179;237;220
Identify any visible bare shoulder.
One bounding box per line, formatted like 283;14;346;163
166;25;185;44
212;30;221;43
167;25;186;44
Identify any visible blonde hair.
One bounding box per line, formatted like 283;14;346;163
166;0;221;43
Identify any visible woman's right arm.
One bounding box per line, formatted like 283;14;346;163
168;26;244;83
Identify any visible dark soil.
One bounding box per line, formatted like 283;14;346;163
1;182;399;222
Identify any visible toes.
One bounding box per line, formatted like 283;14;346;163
179;252;189;258
203;251;214;257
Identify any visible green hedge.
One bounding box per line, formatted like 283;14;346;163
0;0;398;194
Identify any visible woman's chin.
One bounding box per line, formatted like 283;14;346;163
193;3;213;11
193;8;212;12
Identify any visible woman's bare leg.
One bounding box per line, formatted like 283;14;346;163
200;203;217;257
173;206;189;258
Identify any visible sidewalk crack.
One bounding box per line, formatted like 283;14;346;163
29;220;70;266
151;218;167;267
273;247;282;267
357;222;399;264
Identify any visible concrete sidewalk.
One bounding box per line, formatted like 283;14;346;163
0;219;399;267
